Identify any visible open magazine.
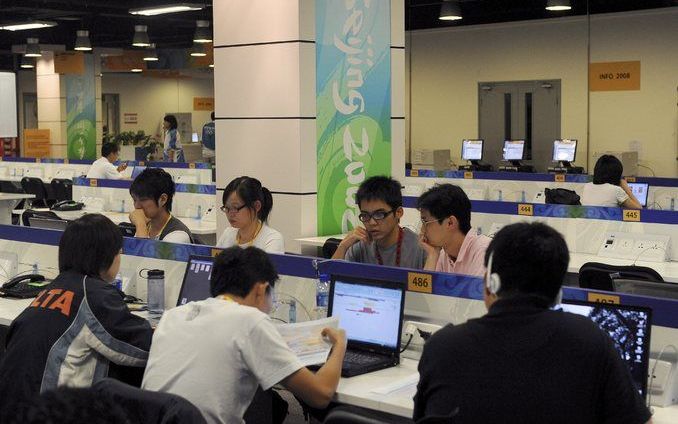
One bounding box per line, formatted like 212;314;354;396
276;316;339;367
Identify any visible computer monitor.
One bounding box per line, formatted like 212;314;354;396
556;299;652;396
328;275;406;350
28;217;69;231
502;140;525;161
627;182;649;207
191;132;199;143
553;139;577;162
131;166;146;180
461;139;484;161
176;255;214;306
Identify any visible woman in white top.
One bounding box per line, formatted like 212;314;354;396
162;115;185;163
581;155;642;209
217;176;285;253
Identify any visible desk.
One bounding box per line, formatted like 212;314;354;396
0;194;34;225
335;358;678;424
296;235;344;247
0;298;32;326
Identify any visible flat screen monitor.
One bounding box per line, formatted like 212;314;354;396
131;166;146;180
556;299;652;396
461;139;484;161
553;139;577;162
176;256;214;306
28;217;69;231
502;140;525;161
627;182;649;207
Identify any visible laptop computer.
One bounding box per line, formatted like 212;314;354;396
556;299;652;396
328;275;406;377
176;255;214;306
627;182;649;207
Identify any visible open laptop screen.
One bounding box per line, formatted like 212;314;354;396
176;256;214;306
556;300;652;396
329;277;405;349
627;182;649;207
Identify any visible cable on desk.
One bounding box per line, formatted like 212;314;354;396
400;333;414;353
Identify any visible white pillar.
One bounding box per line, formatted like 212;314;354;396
36;52;67;157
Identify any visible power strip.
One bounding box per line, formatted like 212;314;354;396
402;320;443;351
597;232;670;263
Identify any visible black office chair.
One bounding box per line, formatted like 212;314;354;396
578;262;664;292
322;237;343;259
20;176;50;209
22;209;62;227
91;378;207;424
50;178;73;202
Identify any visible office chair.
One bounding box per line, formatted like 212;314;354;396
21;176;50;209
91;378;207;424
50;178;73;202
578;262;664;292
324;406;415;424
22;209;62;227
322;237;343;259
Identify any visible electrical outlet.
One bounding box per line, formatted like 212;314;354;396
403;320;443;349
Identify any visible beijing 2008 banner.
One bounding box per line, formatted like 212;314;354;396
316;0;391;235
65;54;96;160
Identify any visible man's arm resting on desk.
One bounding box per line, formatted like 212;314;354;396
331;228;368;260
282;328;347;408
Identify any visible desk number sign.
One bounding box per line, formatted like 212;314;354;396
518;204;534;216
408;272;432;294
622;209;641;222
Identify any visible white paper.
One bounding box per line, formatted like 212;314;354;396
276;316;339;367
370;373;419;396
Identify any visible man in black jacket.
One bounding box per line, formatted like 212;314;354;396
414;222;652;424
0;214;152;408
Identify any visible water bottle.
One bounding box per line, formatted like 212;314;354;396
147;269;165;314
521;190;526;203
497;190;503;202
120;199;126;213
315;274;330;319
114;273;123;291
32;262;39;275
196;205;202;220
288;300;297;323
671;198;675;211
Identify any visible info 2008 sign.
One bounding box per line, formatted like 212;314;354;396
316;0;391;235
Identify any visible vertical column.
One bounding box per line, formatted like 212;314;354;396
36;52;67;157
94;53;103;155
391;0;406;181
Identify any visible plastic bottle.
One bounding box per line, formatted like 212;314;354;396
497;190;503;202
521;190;526;203
147;269;165;315
315;273;330;319
114;273;123;291
671;198;675;211
196;205;203;220
288;300;297;323
32;262;39;275
120;199;126;213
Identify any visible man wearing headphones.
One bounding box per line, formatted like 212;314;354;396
413;222;651;424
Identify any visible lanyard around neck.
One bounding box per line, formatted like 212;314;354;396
375;227;404;267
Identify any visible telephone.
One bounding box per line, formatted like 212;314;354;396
52;200;85;211
0;274;49;299
79;197;105;212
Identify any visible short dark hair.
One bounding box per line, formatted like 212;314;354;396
3;387;130;424
59;214;122;278
163;115;178;130
101;142;119;158
210;111;215;121
593;154;623;185
222;176;273;222
210;246;279;297
129;168;175;211
355;176;402;210
417;184;472;234
484;222;569;302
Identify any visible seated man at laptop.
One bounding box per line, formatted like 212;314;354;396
142;246;347;424
414;222;651;424
332;176;426;269
417;184;490;276
86;142;127;180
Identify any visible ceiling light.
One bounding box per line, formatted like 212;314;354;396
439;1;463;21
20;56;35;69
143;43;159;61
190;43;206;57
0;21;57;31
193;20;212;43
25;38;42;58
209;63;214;68
546;0;572;11
74;30;92;51
131;68;143;73
132;25;150;47
129;3;203;16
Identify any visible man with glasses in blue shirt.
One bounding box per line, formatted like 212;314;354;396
332;176;427;269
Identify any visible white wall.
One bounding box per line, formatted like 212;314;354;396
101;72;214;140
406;8;678;177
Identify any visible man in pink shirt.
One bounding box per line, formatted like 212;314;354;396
418;184;490;277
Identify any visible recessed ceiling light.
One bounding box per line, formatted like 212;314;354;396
190;43;207;57
144;43;159;61
74;30;92;51
131;68;143;73
129;3;203;16
0;21;57;31
21;56;35;69
546;0;572;11
25;38;42;58
132;25;150;47
193;20;212;43
439;1;462;21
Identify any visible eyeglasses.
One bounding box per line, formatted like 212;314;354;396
421;217;440;226
220;204;247;214
358;209;395;223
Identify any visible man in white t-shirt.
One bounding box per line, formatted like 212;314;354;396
142;246;346;424
86;142;127;180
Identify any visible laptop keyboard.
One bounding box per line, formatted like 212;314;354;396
345;350;382;365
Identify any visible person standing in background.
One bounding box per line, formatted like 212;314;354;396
202;112;215;163
162;115;185;163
